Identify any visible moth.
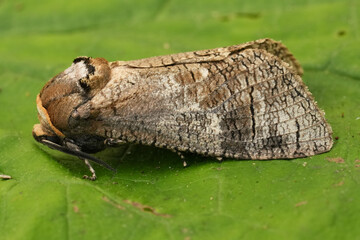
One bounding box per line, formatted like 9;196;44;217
33;38;333;180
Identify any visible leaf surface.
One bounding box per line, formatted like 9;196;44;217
0;0;359;239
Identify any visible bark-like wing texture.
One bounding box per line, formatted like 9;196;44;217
204;48;333;159
83;39;332;159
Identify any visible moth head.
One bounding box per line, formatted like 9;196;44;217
32;56;111;139
32;95;115;172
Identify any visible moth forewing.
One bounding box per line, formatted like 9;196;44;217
33;38;333;180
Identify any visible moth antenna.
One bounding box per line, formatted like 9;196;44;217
40;139;116;172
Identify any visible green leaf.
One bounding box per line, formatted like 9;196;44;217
1;0;359;239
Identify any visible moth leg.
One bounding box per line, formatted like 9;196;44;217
82;158;97;181
175;151;189;167
64;140;97;180
105;138;126;147
177;151;185;159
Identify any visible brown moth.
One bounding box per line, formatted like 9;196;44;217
32;38;333;180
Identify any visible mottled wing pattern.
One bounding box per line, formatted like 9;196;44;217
86;39;332;159
201;49;332;159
